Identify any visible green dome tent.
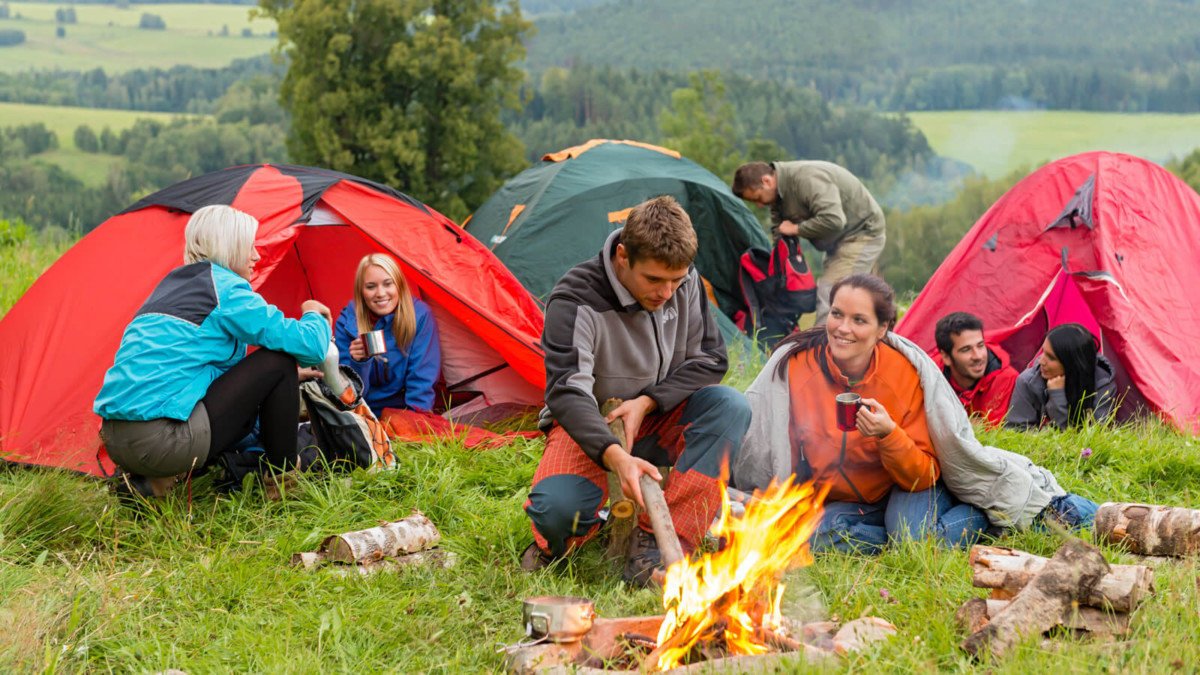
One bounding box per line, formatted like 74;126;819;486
465;139;770;346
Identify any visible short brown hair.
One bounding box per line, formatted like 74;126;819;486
621;195;697;268
732;162;775;197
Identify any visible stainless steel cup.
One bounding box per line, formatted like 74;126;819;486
361;330;387;357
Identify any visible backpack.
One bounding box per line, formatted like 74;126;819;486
735;235;817;347
300;366;396;471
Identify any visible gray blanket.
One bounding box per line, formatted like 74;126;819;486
731;333;1064;529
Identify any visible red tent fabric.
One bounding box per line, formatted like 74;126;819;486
897;152;1200;434
0;164;546;476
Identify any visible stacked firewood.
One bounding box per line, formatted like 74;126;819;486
956;541;1155;658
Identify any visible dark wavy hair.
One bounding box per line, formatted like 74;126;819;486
773;274;897;381
1046;323;1099;427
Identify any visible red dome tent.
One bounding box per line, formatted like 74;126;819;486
0;164;546;476
897;152;1200;434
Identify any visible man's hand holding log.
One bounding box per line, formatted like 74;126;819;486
602;395;661;509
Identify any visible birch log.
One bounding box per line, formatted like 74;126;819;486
601;399;641;561
601;398;684;567
969;545;1154;612
956;598;1131;637
1094;502;1200;557
318;512;441;564
962;538;1109;659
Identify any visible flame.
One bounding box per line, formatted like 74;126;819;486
652;476;829;670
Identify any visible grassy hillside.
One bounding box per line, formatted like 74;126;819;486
0;101;188;186
3;239;1200;671
905;110;1200;178
0;2;274;72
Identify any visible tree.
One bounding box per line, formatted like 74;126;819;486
0;28;24;46
139;13;166;30
73;124;99;152
258;0;531;220
660;71;744;180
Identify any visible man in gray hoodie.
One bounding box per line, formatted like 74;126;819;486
521;196;751;586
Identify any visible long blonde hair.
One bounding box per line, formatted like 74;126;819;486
353;253;417;350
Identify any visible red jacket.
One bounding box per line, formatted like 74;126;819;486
930;342;1019;427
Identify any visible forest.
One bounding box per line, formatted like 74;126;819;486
527;0;1200;112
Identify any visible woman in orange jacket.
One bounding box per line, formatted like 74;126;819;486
771;274;989;553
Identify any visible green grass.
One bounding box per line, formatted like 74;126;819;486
0;2;275;73
3;240;1200;671
906;110;1200;178
0;228;71;317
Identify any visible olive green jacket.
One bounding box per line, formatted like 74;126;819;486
770;160;885;252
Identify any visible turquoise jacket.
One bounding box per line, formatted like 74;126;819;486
94;261;329;421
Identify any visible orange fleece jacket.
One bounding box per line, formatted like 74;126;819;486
787;342;939;503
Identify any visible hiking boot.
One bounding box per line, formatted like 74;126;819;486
263;469;302;501
519;541;558;572
108;469;156;504
623;528;664;588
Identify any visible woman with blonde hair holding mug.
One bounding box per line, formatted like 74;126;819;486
334;253;441;417
94;205;332;499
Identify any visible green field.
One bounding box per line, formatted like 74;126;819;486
0;2;275;72
907;110;1200;178
0;101;189;186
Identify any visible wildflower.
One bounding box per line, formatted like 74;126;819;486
1080;447;1093;459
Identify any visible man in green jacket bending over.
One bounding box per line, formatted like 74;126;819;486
733;160;886;324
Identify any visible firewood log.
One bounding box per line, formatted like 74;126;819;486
956;597;1131;638
601;399;641;561
1095;502;1200;557
962;538;1109;659
318;512;440;564
982;599;1130;636
601;398;684;568
969;545;1154;612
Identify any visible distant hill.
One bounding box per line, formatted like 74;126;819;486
518;0;614;17
526;0;1200;112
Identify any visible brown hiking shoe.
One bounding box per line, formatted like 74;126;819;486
623;528;664;588
519;542;557;572
263;470;302;501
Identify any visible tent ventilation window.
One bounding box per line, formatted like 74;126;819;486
1047;174;1097;230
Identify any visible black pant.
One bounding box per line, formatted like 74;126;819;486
202;349;299;471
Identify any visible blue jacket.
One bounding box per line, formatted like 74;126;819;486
94;262;330;421
334;299;441;416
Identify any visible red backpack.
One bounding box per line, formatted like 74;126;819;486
735;235;817;346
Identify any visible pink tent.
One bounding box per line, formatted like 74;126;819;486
897;152;1200;434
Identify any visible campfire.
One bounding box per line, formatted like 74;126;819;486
650;476;830;670
506;477;898;673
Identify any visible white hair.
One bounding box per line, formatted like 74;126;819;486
183;205;258;270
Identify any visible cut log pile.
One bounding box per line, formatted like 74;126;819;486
291;511;455;575
958;541;1155;658
1094;502;1200;557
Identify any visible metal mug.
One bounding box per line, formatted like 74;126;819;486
361;330;387;357
522;595;595;643
835;392;862;432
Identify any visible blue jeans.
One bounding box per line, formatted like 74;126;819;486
812;482;989;555
1040;494;1098;530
